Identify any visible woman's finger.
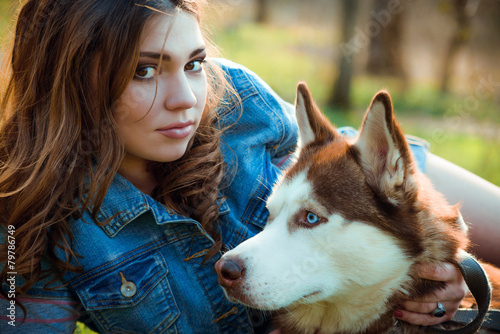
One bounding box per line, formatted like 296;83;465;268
396;261;469;326
417;262;461;282
399;299;459;314
412;263;468;303
394;306;455;327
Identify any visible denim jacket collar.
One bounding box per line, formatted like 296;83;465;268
88;173;230;238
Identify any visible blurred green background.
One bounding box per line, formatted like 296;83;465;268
203;0;500;187
0;0;498;332
2;0;499;187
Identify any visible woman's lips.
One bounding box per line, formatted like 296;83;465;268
156;121;194;139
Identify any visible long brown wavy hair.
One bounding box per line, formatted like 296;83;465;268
0;0;234;296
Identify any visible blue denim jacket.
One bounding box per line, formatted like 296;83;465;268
0;59;429;333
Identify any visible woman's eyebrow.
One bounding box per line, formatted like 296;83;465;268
139;47;207;61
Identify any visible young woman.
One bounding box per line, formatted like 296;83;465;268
1;0;499;333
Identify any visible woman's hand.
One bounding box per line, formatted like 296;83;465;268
394;262;469;326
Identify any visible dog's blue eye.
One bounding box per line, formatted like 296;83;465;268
306;212;319;224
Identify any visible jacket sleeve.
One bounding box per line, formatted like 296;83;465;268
212;58;299;233
0;296;80;333
1;227;82;333
213;58;299;171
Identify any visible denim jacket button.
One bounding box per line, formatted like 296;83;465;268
119;271;137;298
120;281;137;298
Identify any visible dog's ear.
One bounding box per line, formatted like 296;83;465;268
295;82;338;148
354;91;417;205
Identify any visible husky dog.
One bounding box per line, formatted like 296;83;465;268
215;83;499;334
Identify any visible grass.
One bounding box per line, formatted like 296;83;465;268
0;0;16;44
75;322;97;334
208;22;500;186
209;22;338;103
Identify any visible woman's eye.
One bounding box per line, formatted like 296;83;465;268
134;66;157;80
306;212;320;224
185;59;205;72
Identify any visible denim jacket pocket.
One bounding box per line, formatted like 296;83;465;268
72;250;180;334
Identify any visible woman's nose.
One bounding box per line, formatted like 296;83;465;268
164;72;197;111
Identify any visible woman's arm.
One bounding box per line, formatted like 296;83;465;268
0;296;80;332
425;153;500;268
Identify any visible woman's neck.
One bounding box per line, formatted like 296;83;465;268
118;156;157;196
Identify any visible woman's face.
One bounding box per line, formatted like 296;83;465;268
113;11;207;169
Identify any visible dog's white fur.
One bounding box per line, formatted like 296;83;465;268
225;170;412;332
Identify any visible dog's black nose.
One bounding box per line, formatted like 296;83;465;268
215;258;245;286
221;259;244;280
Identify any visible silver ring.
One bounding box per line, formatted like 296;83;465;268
431;302;446;318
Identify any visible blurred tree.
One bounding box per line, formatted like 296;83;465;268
365;0;407;84
328;0;359;109
255;0;270;23
439;0;480;93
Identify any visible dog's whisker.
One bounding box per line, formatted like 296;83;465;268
255;177;272;193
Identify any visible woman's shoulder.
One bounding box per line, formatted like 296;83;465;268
211;58;291;109
212;58;297;147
